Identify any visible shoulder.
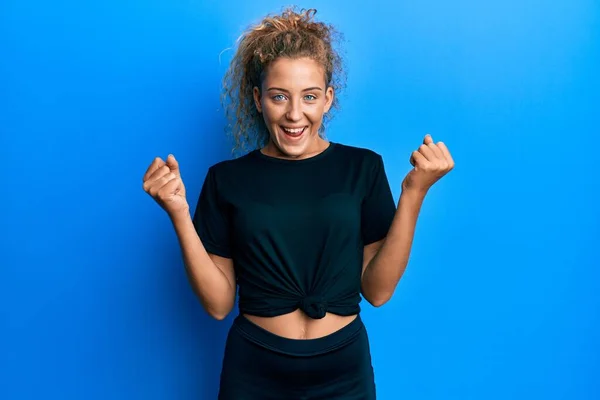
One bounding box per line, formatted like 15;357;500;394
333;142;382;159
197;152;261;201
205;150;259;178
331;142;385;170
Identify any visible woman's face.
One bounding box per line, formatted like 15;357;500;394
253;57;334;159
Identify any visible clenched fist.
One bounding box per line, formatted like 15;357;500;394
402;134;454;194
142;154;189;216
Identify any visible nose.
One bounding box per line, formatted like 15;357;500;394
285;100;302;122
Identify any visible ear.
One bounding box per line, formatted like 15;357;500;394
253;86;262;113
324;86;334;113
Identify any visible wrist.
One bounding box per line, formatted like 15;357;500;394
400;187;427;201
169;207;191;225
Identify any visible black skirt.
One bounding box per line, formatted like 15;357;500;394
218;314;377;400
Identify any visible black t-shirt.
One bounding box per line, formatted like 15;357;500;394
192;142;397;319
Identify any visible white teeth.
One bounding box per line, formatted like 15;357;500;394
282;127;304;134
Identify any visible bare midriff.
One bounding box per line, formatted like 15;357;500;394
243;310;357;339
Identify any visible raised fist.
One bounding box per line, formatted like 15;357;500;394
403;134;454;194
142;154;189;216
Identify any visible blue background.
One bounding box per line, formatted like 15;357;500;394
2;0;599;399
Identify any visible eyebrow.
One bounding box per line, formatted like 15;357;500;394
266;87;323;92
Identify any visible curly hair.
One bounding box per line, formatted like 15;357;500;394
221;7;346;155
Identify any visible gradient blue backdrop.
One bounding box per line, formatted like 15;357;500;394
2;0;599;399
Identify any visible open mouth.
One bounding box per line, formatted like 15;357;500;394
280;126;307;139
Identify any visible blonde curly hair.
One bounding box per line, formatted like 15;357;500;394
221;7;346;155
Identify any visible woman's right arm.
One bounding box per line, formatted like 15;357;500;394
142;154;236;321
171;210;236;320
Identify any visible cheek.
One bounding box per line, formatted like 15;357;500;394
261;103;326;127
262;104;283;123
306;108;325;125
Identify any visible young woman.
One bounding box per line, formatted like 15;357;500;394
143;7;454;399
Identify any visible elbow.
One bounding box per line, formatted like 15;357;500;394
363;289;393;308
367;296;391;308
203;300;234;321
209;311;229;321
361;278;400;308
206;305;232;321
196;290;236;321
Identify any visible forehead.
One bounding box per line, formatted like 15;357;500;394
262;57;326;89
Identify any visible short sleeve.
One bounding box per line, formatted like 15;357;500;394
192;166;232;258
361;154;397;245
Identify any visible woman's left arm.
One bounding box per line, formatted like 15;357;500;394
361;134;454;307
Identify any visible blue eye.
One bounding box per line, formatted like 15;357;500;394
305;95;316;101
272;94;286;101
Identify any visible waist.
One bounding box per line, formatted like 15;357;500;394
233;312;365;356
243;310;358;339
